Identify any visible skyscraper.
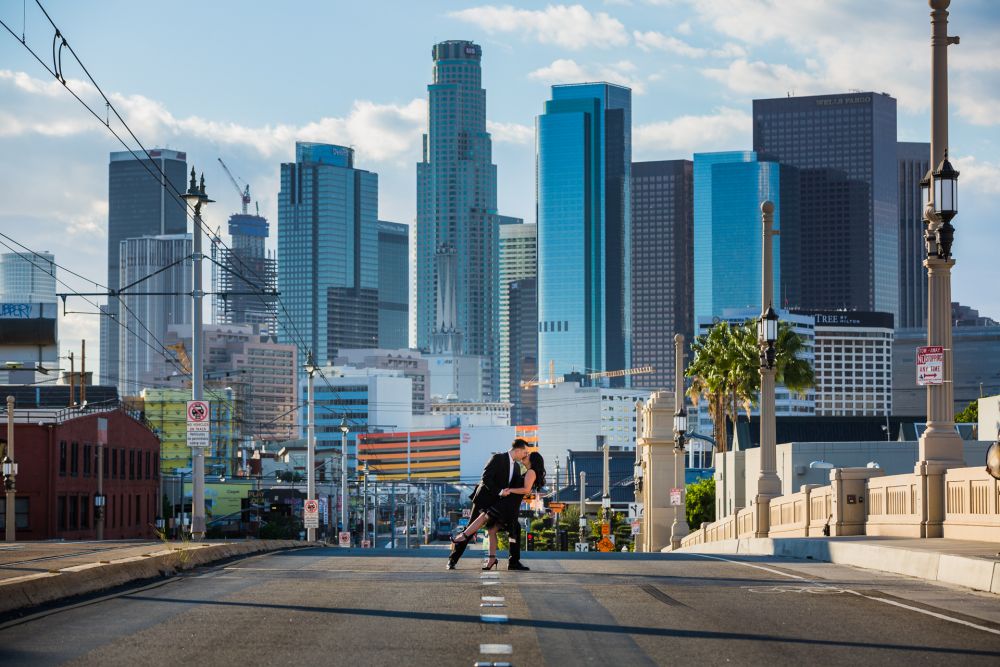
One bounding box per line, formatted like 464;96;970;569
693;151;799;327
414;40;500;398
499;218;534;402
0;251;56;303
753;93;898;319
897;142;930;329
278;142;378;366
630;160;693;392
118;234;192;395
508;277;538;425
537;82;631;383
377;220;409;350
212;213;277;335
101;149;188;388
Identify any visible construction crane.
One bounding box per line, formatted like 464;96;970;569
166;343;192;374
217;157;251;214
520;365;654;389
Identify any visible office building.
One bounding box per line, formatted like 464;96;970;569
334;348;430;415
0;251;56;303
377;221;409;350
631;160;693;391
212;213;277;335
414;40;501;398
278;142;378;366
508;277;538;425
897;142;930;329
117;234;191;396
693;151;799;326
537;82;632;383
0;302;58;384
143;386;238;475
796;310;894;417
499;219;534;402
753;93;898;319
101;149;188;388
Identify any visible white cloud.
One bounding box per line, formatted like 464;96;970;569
529;58;647;94
448;4;629;50
634;107;751;157
953;156;1000;195
633;30;745;58
701;59;821;96
677;21;693;35
488;121;533;144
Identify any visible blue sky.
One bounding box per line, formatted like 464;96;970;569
1;1;998;371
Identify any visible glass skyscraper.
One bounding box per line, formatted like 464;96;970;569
278;142;378;366
414;40;500;398
0;251;57;303
377;220;409;350
631;160;692;392
499;218;534;402
753;93;898;320
537;82;631;383
897;142;930;329
693;151;799;327
101;149;187;388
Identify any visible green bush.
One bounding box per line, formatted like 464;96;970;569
686;476;716;529
260;514;302;539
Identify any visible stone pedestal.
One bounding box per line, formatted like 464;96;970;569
640;391;680;552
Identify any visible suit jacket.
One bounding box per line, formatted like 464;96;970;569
471;452;522;511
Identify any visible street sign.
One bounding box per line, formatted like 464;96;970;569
597;537;615;552
631;520;641;536
628;502;643;519
601;522;610;536
574;543;590;552
916;345;944;386
338;531;351;548
670;488;684;507
462;508;472;518
96;417;108;446
304;499;319;529
186;400;211;448
549;502;566;512
361;540;371;548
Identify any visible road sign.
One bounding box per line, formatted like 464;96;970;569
601;522;610;536
549;502;566;512
361;540;371;548
97;417;108;446
186;400;211;448
304;499;319;529
597;537;615;552
338;531;351;548
631;520;641;536
628;502;643;519
461;508;472;518
916;345;944;386
670;488;684;507
574;543;590;552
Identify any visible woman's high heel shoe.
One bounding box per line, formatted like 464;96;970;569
482;556;498;571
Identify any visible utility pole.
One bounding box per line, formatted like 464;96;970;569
339;419;349;544
4;396;16;542
362;461;369;546
390;481;396;548
181;169;212;541
80;340;86;406
304;352;317;542
601;438;611;521
67;352;75;407
577;470;587;550
754;201;781;538
96;417;107;541
405;432;411;549
670;334;689;550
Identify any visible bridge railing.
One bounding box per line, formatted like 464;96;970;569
864;472;921;537
943;466;1000;541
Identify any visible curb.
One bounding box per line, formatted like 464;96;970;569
0;540;306;615
673;538;1000;595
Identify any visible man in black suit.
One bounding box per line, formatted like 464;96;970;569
448;439;530;570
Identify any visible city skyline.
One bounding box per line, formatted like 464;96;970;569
1;1;998;375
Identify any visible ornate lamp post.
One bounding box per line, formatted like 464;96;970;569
4;395;15;542
917;0;963;537
670;333;689;549
304;351;318;542
339;418;350;543
755;201;781;538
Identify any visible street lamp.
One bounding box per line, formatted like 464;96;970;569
754;201;781;538
673;408;688;452
304;351;318;542
180;169;213;541
4;395;15;542
758;304;779;370
932;152;959;259
2;455;16;488
339;418;349;544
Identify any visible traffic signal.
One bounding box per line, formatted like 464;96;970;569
526;532;535;551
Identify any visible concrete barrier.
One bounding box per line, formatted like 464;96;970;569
0;540;304;615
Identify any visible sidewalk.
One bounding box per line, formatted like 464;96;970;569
0;539;303;615
673;536;1000;594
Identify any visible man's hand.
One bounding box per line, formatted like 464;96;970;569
500;488;510;497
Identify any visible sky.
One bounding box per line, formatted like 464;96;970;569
1;0;998;376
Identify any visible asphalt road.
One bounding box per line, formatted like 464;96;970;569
1;547;999;666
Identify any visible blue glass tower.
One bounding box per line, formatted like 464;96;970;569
693;151;800;326
278;142;379;366
537;83;631;384
414;40;500;398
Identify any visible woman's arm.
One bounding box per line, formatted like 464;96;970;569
500;470;536;496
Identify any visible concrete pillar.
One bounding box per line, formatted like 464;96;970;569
640;391;677;552
754;201;781;538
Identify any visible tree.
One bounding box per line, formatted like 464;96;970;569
686;476;715;529
955;399;978;423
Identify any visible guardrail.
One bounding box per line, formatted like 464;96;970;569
943;466;1000;541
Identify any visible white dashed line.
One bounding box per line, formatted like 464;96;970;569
479;644;513;655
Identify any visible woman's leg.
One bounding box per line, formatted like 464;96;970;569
488;526;499;557
454;511;488;543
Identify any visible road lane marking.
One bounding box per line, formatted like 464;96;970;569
480;644;513;654
481;580;500;586
481;596;505;603
694;552;1000;636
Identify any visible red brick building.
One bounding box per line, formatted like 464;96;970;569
1;407;160;541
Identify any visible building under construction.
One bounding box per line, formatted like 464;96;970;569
212;213;277;336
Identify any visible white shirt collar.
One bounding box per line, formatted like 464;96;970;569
508;452;515;483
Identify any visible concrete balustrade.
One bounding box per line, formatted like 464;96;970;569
768;486;815;537
808;486;833;535
865;472;922;536
943;466;1000;541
